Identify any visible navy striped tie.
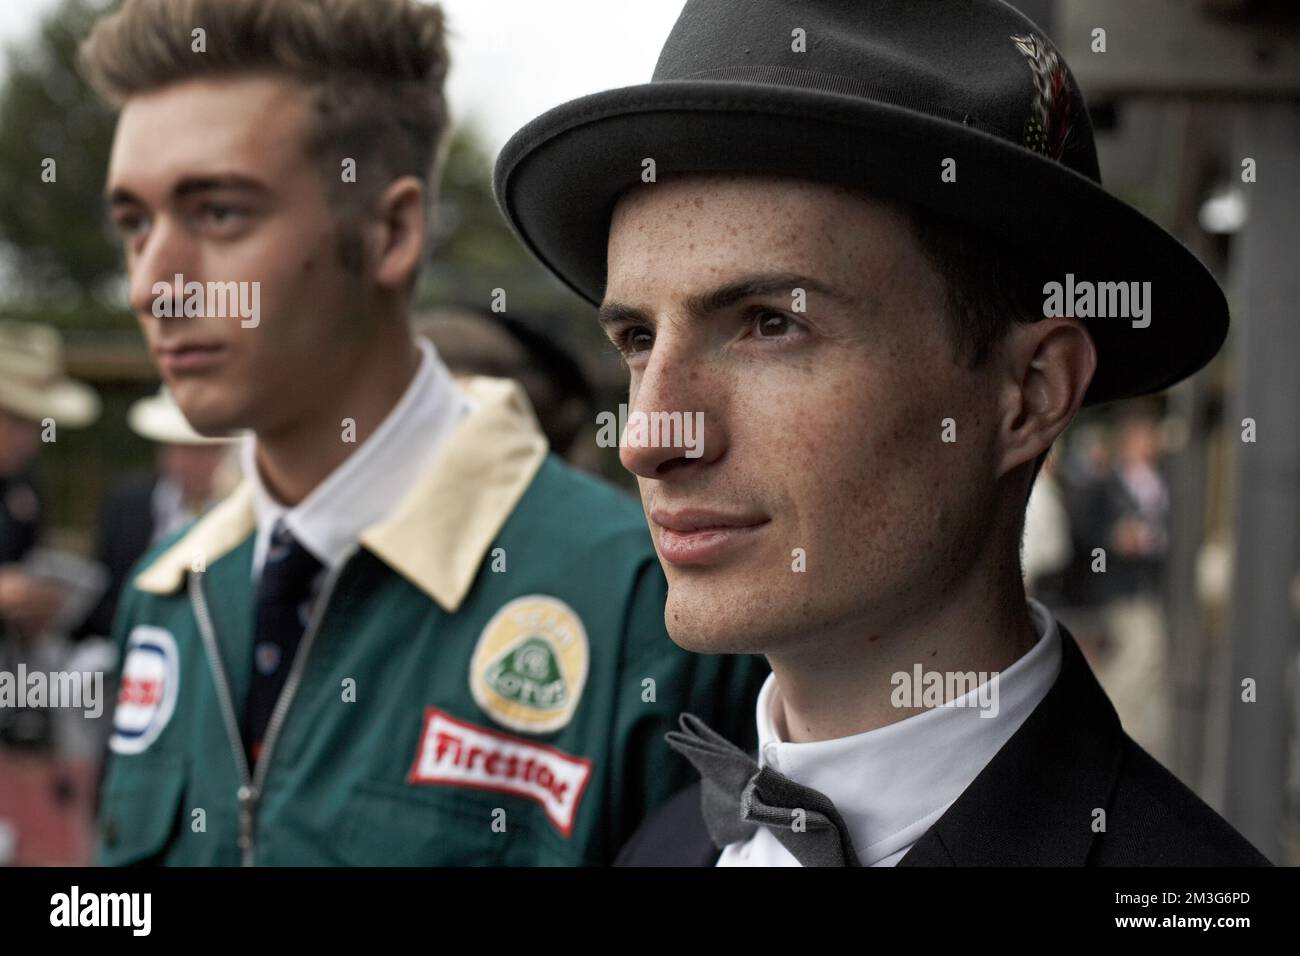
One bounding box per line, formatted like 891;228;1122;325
244;523;322;768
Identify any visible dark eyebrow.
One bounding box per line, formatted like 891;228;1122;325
597;301;650;328
106;174;270;208
684;272;852;320
598;271;853;328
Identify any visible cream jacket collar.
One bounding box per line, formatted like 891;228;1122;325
133;376;549;612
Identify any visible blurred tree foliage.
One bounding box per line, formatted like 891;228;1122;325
0;0;123;317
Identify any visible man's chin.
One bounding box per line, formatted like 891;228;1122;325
169;387;248;437
662;588;785;657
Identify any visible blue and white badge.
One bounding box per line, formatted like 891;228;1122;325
109;626;180;755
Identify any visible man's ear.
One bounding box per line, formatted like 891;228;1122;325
995;316;1096;479
366;175;427;291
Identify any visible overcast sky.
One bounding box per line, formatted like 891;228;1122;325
0;0;687;155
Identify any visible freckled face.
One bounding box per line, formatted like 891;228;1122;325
603;174;1003;655
106;75;369;435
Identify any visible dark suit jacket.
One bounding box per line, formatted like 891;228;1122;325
617;625;1270;866
77;472;158;639
0;468;42;567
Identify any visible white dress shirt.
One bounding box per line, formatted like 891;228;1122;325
242;336;472;580
717;596;1063;866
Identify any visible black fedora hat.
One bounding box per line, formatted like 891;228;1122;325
494;0;1228;406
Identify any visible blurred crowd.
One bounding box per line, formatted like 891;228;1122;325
1024;414;1176;764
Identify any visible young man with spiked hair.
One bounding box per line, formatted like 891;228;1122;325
81;0;766;866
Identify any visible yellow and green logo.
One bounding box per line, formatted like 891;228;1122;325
471;596;588;734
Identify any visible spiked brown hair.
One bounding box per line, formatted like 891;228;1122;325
80;0;452;225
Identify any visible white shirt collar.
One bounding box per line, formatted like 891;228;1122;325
242;337;472;578
719;597;1063;866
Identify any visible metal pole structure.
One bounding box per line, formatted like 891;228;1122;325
1221;101;1300;863
1160;101;1221;788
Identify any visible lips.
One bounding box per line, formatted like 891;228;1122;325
155;341;227;375
650;508;769;566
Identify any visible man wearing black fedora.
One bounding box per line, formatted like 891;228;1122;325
495;0;1270;865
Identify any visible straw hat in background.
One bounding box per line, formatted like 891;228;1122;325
0;320;100;427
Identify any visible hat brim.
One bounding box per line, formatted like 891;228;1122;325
495;81;1228;406
0;377;100;427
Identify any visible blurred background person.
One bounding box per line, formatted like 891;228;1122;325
1092;413;1174;765
0;320;100;645
0;318;102;866
1052;426;1117;665
1033;415;1173;761
1105;414;1172;598
77;387;239;640
413;307;600;470
1063;425;1117;602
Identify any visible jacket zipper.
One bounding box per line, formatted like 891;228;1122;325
188;547;355;866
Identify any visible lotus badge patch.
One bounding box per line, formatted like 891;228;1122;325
470;595;588;735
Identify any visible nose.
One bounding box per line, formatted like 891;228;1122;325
127;215;194;321
618;334;726;480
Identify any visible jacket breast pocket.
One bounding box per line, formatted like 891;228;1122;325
97;750;187;866
339;780;577;866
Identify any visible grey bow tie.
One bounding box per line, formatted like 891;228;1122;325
665;713;860;867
